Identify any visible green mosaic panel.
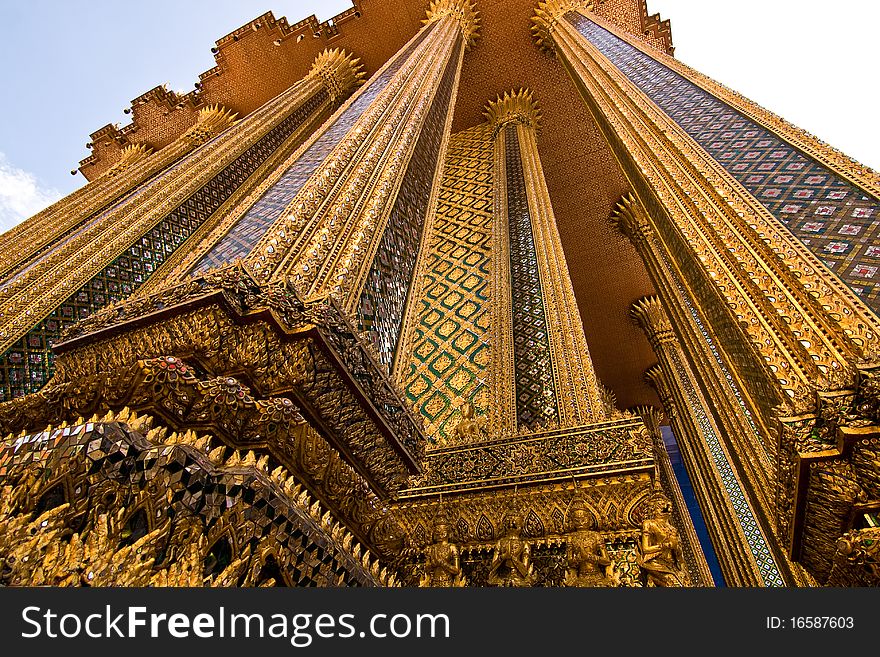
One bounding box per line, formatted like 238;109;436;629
404;125;494;443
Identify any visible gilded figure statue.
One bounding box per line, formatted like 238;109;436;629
453;402;484;442
487;516;536;586
420;517;466;587
563;498;618;587
638;491;686;587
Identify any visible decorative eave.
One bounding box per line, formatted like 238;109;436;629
399;417;654;499
483;88;543;139
40;264;427;499
423;0;481;50
0;414;399;585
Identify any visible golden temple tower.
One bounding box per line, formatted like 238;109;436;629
0;0;876;587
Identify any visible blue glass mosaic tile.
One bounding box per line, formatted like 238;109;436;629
356;37;462;370
0;90;328;401
193;24;436;272
505;125;559;430
569;13;880;313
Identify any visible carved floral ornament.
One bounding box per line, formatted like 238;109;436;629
100;143;153;178
483;88;543;139
532;0;594;53
307;48;367;103
423;0;481;50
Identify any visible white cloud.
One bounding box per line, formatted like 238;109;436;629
0;152;62;234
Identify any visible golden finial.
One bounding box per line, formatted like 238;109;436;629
182;104;238;146
308;48;367;102
483;88;542;139
531;0;594;54
101;143;153;178
423;0;481;50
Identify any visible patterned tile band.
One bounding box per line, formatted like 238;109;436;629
668;346;784;586
193;24;435;273
569;13;880;312
505;125;559;430
402;125;493;443
0;90;328;402
7;124;221;288
357;37;462;370
9;176;155;286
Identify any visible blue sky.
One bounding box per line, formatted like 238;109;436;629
0;1;877;232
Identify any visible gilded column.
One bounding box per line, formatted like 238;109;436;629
485;89;606;434
0;48;364;401
533;0;880;584
635;297;785;586
198;0;482;374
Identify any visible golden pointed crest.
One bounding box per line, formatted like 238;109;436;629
644;364;665;390
483;88;542;138
531;0;594;54
423;0;481;50
630;296;673;335
101;143;153;178
610;192;651;241
309;48;367;102
182;104;238;146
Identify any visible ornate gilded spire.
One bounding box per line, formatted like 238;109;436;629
423;0;481;50
308;48;367;102
182;104;238;146
101;143;153;178
531;0;594;54
483;88;542;138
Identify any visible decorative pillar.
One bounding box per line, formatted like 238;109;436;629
0;48;364;401
162;0;482;376
633;405;715;586
635;297;785;586
533;0;880;584
485;88;606;434
0;103;234;284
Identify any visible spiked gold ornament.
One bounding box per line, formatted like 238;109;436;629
423;0;481;50
183;104;238;146
308;48;367;102
531;0;594;54
101;143;153;178
483;88;542;138
630;296;676;349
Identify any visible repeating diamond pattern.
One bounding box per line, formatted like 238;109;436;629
505;125;559;430
403;124;493;443
570;14;880;312
357;37;462;369
0;89;326;401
